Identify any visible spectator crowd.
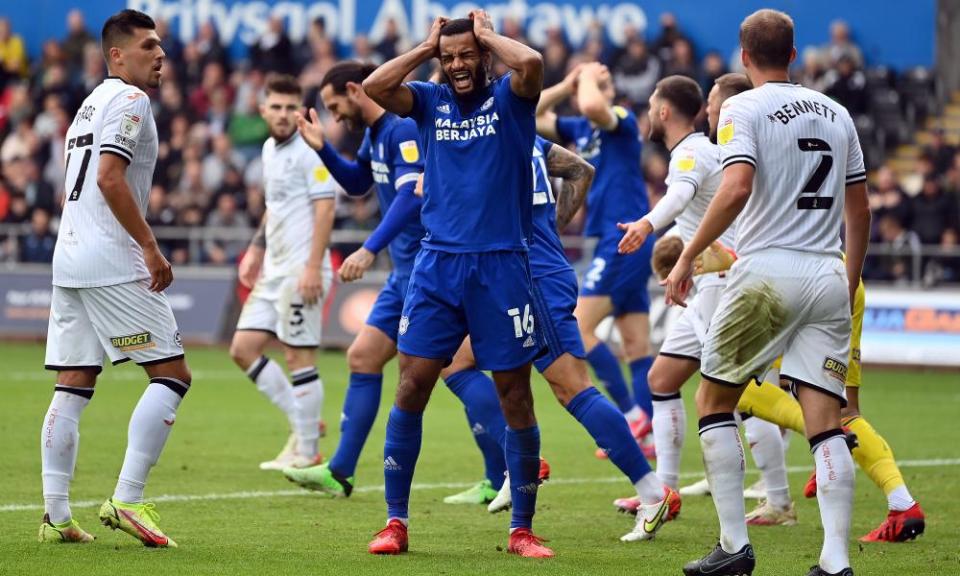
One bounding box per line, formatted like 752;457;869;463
0;9;956;282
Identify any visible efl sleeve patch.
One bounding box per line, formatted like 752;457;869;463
313;165;330;183
613;105;629;119
120;112;143;140
399;140;420;163
677;154;696;172
718;119;734;146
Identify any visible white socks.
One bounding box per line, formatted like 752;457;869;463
247;356;297;422
41;386;93;523
113;378;188;504
811;430;854;574
888;485;916;511
290;367;323;458
743;415;791;509
652;392;685;490
699;413;750;554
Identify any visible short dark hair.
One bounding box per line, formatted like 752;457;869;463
714;73;753;99
655;75;703;120
264;73;302;97
101;9;156;59
440;18;475;37
320;61;378;94
739;9;794;70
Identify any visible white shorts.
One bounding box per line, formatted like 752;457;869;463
700;249;851;404
45;281;184;372
236;272;332;348
659;282;725;361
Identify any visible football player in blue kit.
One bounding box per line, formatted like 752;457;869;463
362;12;550;557
440;135;681;543
283;62;509;502
537;63;657;453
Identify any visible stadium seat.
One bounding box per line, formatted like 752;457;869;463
869;88;908;151
898;67;937;128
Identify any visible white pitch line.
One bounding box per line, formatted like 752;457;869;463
2;458;957;514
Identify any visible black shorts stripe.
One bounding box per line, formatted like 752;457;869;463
808;427;844;452
659;352;701;363
247;355;270;381
278;342;319;350
55;385;95;399
150;376;190;398
112;357;131;366
651;392;682;402
45;364;103;375
702;372;750;388
781;373;847;408
137;354;185;367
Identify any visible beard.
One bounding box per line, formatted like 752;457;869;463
648;121;665;144
443;65;487;99
708;126;718;144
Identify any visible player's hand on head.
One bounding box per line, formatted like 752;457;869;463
616;220;649;254
297;108;325;150
661;254;693;308
298;266;324;305
470;10;494;37
144;244;173;292
339;247;376;283
563;63;584;91
425;16;448;55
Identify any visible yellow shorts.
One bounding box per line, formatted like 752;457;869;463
767;277;863;388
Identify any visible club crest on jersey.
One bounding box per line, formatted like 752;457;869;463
436;103;451;114
481;96;494;111
822;357;848;382
120;112;142;139
110;331;155;352
399;140;420;163
398;316;410;335
718;118;734;145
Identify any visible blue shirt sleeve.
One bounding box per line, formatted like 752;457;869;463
539;139;553;158
608;106;639;137
316;133;374;196
404;81;438;123
389;119;423;188
495;72;538;117
555;115;586;145
362;181;421;254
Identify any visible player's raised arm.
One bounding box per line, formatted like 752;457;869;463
98;153;172;292
577;63;618;130
470;10;543;99
546;143;594;230
536;64;582;141
362;17;447;116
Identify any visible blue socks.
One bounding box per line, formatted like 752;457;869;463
444;369;507;489
384;406;423;521
586;343;635;414
566;387;651;483
629;356;654;417
329;373;382;478
505;425;541;530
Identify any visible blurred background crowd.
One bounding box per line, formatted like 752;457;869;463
0;10;956;283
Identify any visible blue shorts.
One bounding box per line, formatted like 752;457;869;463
365;271;410;342
398;248;541;371
580;234;652;315
531;268;586;373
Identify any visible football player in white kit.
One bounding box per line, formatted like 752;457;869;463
39;10;186;547
663;10;871;576
229;74;335;470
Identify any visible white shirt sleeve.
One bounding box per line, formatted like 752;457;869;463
99;90;152;163
717;96;758;171
302;149;337;200
844;113;867;185
644;179;697;231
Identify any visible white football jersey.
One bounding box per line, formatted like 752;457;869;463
717;81;866;258
53;77;158;288
260;133;336;279
665;132;736;248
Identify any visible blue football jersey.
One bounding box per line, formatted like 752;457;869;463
356;113;425;275
556;107;648;238
529;137;572;278
405;73;537;252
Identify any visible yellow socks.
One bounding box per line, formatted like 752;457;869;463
737;380;805;435
843;415;915;511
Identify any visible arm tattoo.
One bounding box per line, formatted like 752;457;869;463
251;214;267;249
547;145;594;230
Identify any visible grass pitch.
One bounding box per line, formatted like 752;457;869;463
1;342;958;575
